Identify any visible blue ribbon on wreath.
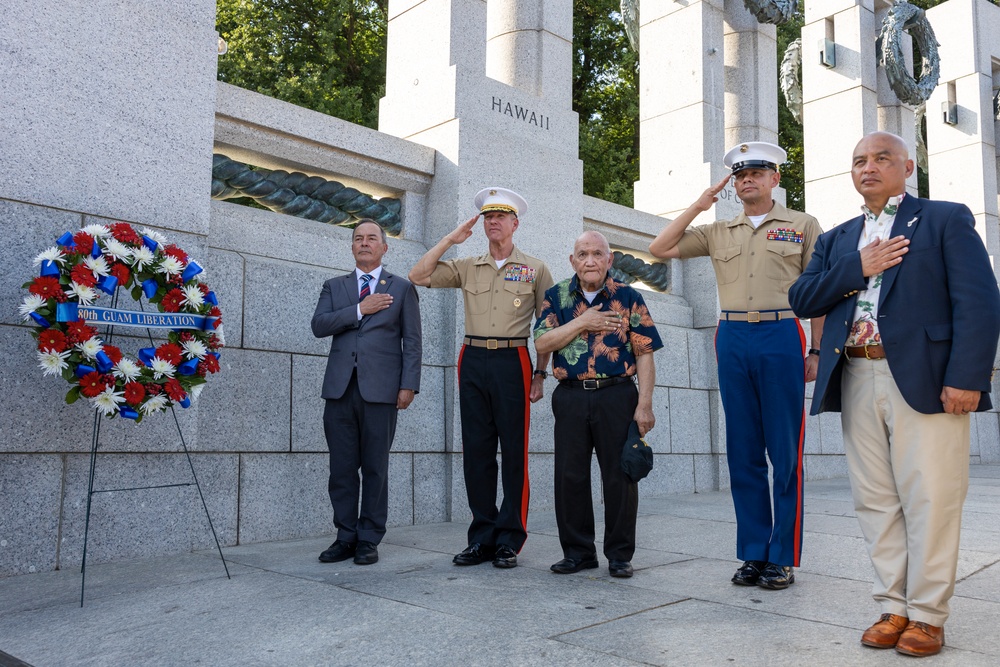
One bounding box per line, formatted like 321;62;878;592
181;260;203;283
56;302;79;322
40;260;60;277
95;350;114;373
96;275;119;295
75;364;96;379
120;407;139;420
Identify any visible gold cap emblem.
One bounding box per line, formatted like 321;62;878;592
740;144;749;153
489;189;497;195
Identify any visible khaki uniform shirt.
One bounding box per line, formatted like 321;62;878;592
428;245;554;338
675;202;822;312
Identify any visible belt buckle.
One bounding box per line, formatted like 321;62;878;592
747;311;761;323
865;345;876;360
583;379;598;390
486;338;499;350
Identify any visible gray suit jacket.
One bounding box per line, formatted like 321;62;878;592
311;269;422;404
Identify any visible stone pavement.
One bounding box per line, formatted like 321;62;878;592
2;469;999;667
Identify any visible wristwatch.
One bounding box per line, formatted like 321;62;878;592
808;348;820;356
533;370;548;379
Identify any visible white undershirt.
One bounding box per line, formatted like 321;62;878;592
582;290;599;304
748;214;768;229
495;257;508;269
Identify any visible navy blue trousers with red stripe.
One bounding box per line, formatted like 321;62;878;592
457;344;532;552
716;318;805;567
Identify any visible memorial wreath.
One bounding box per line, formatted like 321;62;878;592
20;222;224;422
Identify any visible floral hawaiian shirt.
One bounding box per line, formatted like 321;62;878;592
533;274;663;381
846;194;905;347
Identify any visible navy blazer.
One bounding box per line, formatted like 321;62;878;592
311;269;422;404
789;195;1000;415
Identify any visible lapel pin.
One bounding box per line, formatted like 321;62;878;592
380;279;386;285
906;217;918;228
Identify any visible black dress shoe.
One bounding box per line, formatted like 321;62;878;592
453;543;493;566
756;562;794;589
608;560;634;578
353;541;378;565
550;556;599;574
318;540;356;563
492;545;518;568
731;560;766;585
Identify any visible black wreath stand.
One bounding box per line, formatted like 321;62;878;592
78;291;230;607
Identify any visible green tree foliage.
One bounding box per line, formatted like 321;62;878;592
776;15;805;212
573;0;640;207
216;0;388;129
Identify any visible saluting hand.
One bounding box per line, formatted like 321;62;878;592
359;293;393;315
444;215;480;245
692;174;733;213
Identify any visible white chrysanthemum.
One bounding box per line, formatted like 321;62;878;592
83;255;110;277
181;285;205;309
77;337;103;360
157;255;184;276
140;393;169;415
149;357;176;380
181;339;208;360
33;247;66;266
189;383;206;401
213;325;226;348
112;358;143;381
130;245;155;272
140;227;168;246
67;282;98;306
38;349;71;377
102;238;132;262
91;387;125;416
81;223;112;238
19;295;46;321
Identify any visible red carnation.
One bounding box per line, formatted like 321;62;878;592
123;382;146;406
161;288;185;313
72;232;95;255
164;378;186;402
156;343;183;366
102;344;123;365
111;222;141;244
30;276;63;299
163;244;188;263
198;355;220;375
65;321;98;344
110;262;131;287
38;329;68;353
79;371;109;398
70;263;98;287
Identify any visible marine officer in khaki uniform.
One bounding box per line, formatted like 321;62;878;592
649;142;824;590
409;188;553;569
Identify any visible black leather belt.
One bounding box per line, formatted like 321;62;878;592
559;375;634;391
463;336;528;350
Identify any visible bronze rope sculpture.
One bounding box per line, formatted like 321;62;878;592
610;251;671;293
211;154;402;235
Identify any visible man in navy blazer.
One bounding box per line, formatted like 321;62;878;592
789;132;1000;657
311;219;422;566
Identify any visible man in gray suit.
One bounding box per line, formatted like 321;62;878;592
311;219;422;565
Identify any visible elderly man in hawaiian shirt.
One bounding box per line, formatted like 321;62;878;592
533;230;662;579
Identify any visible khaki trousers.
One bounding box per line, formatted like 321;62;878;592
841;357;970;626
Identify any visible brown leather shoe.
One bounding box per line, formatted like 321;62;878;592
860;613;909;648
895;621;945;657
